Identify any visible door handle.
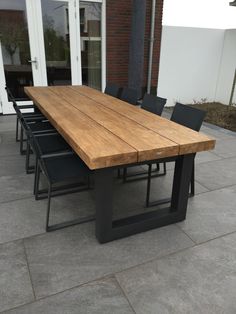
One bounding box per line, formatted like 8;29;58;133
28;57;38;69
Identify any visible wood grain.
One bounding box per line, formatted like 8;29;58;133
25;87;137;169
25;85;216;170
74;85;215;154
50;86;179;162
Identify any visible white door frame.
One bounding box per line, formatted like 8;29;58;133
0;0;106;114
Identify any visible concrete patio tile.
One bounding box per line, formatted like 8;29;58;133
213;138;236;158
4;277;134;314
177;185;236;243
0;190;94;245
195;156;236;190
0;115;16;133
0;174;34;204
115;232;236;314
0;241;34;312
0;155;25;177
163;150;221;171
201;124;236;140
146;169;208;203
24;223;194;299
0;131;19;157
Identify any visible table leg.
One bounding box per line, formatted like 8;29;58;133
95;168;114;243
94;154;195;243
170;153;195;218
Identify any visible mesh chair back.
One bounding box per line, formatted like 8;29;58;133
120;87;139;105
141;94;166;116
171;102;206;131
5;86;21;115
104;83;120;98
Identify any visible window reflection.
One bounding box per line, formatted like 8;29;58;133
80;2;101;90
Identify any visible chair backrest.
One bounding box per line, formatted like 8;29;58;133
141;93;166;116
171;102;206;131
120;87;139;105
5;86;20;114
104;83;120;98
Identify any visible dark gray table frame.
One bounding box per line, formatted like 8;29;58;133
95;153;195;243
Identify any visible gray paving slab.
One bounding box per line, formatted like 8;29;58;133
0;174;34;204
24;223;194;299
0;155;25;177
177;185;236;243
195;156;236;190
0;115;16;133
201;124;236;140
213;138;236;158
4;277;134;314
0;190;94;245
0;131;19;157
0;241;34;312
116;232;236;314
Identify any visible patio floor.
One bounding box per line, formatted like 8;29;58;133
0;113;236;313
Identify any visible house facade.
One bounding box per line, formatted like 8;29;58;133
0;0;164;114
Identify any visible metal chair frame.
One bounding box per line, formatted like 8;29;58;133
146;103;206;207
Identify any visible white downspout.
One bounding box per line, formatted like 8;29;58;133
147;0;156;94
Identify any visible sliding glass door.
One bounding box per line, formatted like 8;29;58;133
0;0;105;114
80;1;102;90
0;0;35;113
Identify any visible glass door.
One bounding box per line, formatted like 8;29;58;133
80;1;102;90
41;0;72;85
0;0;36;113
0;0;105;114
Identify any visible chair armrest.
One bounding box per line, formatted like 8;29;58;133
41;150;74;159
34;132;58;137
18;105;36;110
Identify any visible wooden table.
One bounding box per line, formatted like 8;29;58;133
25;85;215;243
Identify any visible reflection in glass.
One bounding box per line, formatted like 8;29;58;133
41;0;71;85
0;0;32;99
80;2;101;90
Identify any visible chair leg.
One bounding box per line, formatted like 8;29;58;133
146;164;152;207
156;163;160;171
190;162;195;196
163;162;167;175
16;117;20;142
33;158;39;195
35;162;41;200
20;125;24;154
123;168;127;183
46;183;52;232
25;139;31;173
25;140;35;174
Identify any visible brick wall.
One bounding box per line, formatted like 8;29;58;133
106;0;164;93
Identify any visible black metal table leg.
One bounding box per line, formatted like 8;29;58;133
95;168;114;243
170;153;195;218
94;154;195;243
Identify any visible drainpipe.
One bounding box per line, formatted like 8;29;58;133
128;0;146;99
147;0;156;94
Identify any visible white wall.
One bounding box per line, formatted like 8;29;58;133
157;26;225;106
215;29;236;104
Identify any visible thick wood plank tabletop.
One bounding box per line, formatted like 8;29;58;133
25;85;215;169
73;85;215;154
50;86;179;162
24;87;137;169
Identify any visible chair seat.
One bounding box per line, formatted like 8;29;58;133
28;121;54;132
43;155;90;184
36;135;71;155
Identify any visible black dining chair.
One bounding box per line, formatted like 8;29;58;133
122;93;167;182
141;93;167;115
104;83;120;98
32;135;93;232
120;87;139;105
146;102;206;207
5;86;44;143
